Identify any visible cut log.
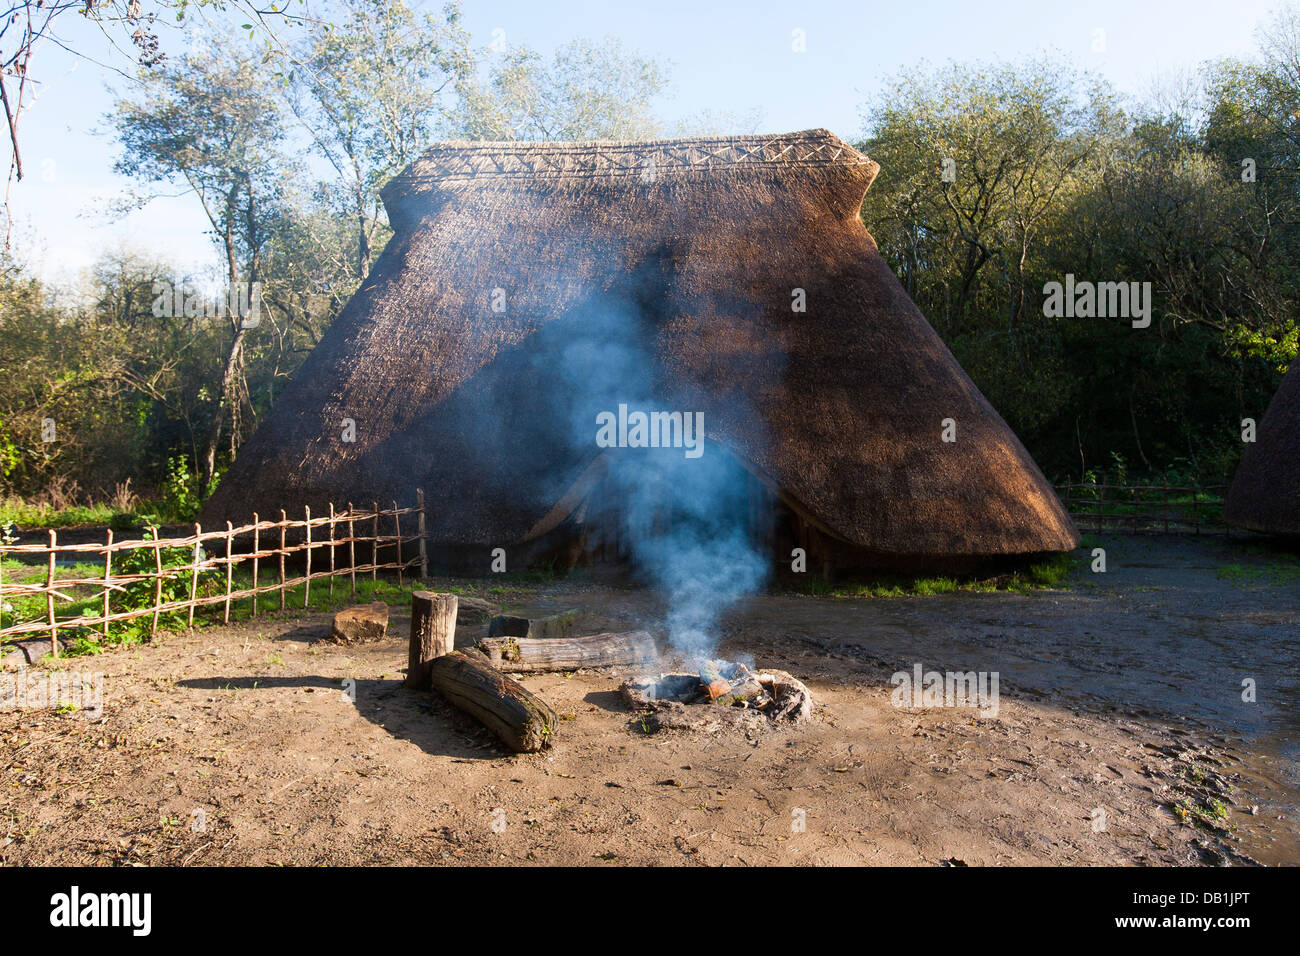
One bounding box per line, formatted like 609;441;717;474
476;630;658;673
487;608;579;640
329;602;389;645
428;648;558;753
405;591;457;689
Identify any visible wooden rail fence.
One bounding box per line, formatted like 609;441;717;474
0;491;429;658
1054;482;1238;536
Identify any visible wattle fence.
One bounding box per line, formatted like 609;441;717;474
0;479;1248;660
0;492;428;658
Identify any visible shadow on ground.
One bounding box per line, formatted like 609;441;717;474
176;674;502;759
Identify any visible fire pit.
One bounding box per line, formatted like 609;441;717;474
621;659;813;734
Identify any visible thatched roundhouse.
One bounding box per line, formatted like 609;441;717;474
201;129;1078;572
1225;357;1300;536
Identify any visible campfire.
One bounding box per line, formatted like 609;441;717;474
621;658;813;732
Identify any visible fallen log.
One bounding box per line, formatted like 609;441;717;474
475;630;658;673
428;648;557;752
405;591;457;689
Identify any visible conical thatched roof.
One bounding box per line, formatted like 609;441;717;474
1225;357;1300;535
201;129;1078;565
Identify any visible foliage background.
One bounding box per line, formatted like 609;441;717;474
1;0;1297;522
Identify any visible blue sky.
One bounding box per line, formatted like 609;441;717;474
7;0;1285;284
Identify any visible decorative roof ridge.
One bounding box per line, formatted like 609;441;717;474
392;129;874;184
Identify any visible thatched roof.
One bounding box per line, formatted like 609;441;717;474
1225;357;1300;535
201;129;1078;562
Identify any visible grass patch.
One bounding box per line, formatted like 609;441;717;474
1174;796;1233;831
786;552;1075;598
0;501;125;529
1216;561;1300;585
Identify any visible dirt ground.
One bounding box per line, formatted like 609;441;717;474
1;535;1296;866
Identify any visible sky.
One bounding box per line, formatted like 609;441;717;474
5;0;1285;285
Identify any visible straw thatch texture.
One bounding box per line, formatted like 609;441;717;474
1225;357;1300;535
201;129;1078;563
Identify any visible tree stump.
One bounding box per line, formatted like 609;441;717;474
428;648;558;753
405;591;457;689
329;602;389;645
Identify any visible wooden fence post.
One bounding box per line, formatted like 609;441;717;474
279;509;287;611
416;488;428;581
393;500;403;588
102;529;113;641
47;529;57;657
150;530;163;638
328;503;336;597
372;501;379;582
347;502;356;597
252;513;260;616
223;521;234;624
188;523;201;628
304;505;313;608
405;591;457;689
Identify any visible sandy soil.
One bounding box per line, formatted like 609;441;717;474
1;536;1296;867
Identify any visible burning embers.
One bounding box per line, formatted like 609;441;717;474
621;659;813;734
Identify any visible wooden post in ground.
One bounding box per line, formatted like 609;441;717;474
223;521;234;624
188;523;201;628
46;529;57;657
304;505;313;608
347;502;357;597
392;500;403;588
102;529;113;640
371;501;379;582
328;503;336;597
405;590;458;689
416;488;428;581
279;509;287;611
150;531;163;638
252;514;260;616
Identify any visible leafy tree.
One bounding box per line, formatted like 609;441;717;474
285;0;474;278
450;37;668;141
113;36;291;490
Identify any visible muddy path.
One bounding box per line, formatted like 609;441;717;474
1;534;1295;866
